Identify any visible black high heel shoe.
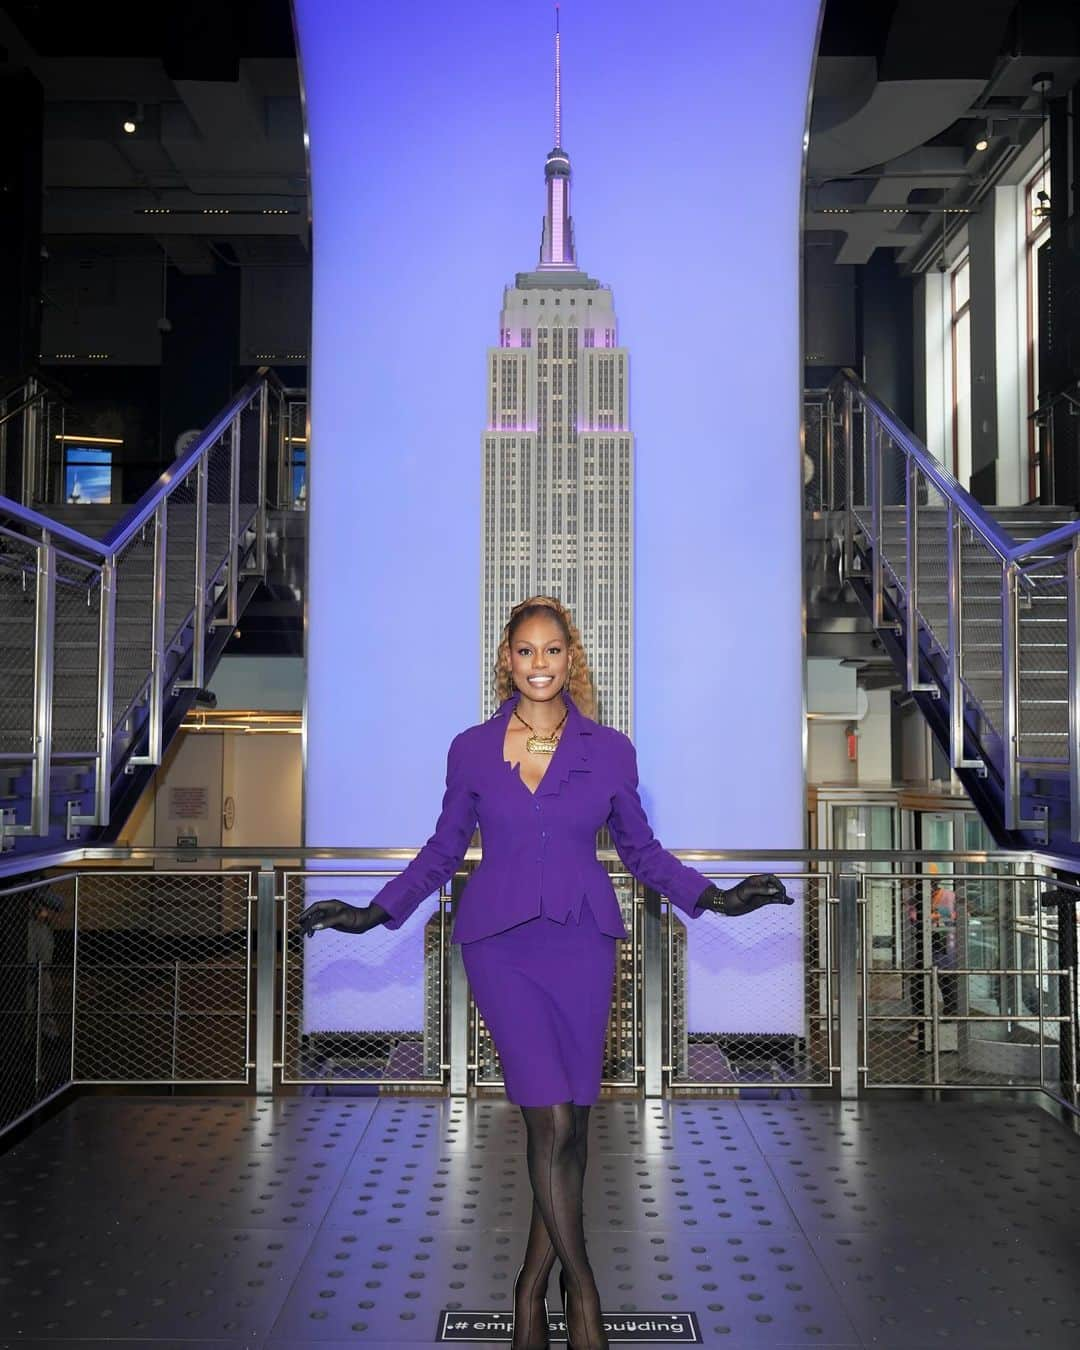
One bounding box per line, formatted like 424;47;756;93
559;1269;608;1350
512;1262;550;1350
558;1269;575;1350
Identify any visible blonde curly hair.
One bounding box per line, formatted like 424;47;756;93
493;595;597;720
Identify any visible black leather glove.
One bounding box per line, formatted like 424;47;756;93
697;874;791;918
297;899;391;938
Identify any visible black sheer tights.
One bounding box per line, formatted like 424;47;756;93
513;1102;606;1350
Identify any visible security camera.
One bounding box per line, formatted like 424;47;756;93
156;316;173;334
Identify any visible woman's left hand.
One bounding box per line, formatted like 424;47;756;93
698;874;792;917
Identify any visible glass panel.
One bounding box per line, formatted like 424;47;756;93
952;255;970;311
833;805;899;965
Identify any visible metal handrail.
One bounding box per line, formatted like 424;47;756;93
824;369;1080;846
0;366;287;559
3;843;1080;879
102;366;287;555
830;368;1018;563
0;367;295;850
0;388;48;431
1;845;1076;1126
1028;381;1080;420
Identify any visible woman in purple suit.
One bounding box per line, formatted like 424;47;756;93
299;596;791;1350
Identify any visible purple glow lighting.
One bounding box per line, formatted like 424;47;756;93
294;0;822;1038
554;4;562;146
551;179;565;262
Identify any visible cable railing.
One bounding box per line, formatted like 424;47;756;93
816;370;1080;847
0;844;1075;1141
0;368;298;852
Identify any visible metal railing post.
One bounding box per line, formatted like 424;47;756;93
870;418;885;627
22;376;39;508
1068;538;1080;844
1000;558;1041;832
947;505;984;773
174;459;208;689
29;535;56;836
228;419;241;625
823;391;835;511
838;872;860;1099
905;457;936;695
128;502;167;769
255;862;277;1096
843;382;855;578
34;961;43;1087
277;388;288;509
170;959;181;1081
212;421;241;626
642;885;663;1097
68;557;116;833
449;873;470;1095
256;382;269;575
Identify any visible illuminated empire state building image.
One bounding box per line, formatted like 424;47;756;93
481;15;633;732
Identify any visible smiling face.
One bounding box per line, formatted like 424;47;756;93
508;613;571;710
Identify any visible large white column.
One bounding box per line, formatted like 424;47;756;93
294;0;822;1034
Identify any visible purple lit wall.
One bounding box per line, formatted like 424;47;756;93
295;0;821;1035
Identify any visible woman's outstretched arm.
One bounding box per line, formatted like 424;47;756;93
298;732;477;937
369;731;478;931
606;732;790;920
605;732;717;920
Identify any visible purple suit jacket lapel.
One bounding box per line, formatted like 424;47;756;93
491;688;593;797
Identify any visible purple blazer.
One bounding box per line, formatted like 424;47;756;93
373;688;712;943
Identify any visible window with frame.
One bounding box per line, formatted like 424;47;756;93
950;252;971;487
1025;158;1051;500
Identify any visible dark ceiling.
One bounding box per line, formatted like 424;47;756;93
0;0;296;63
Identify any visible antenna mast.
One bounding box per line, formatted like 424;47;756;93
554;4;562;146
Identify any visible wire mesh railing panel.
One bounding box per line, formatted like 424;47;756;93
205;432;236;576
879;430;908;598
72;871;252;1083
803;396;826;513
51;554;103;755
286;400;307;509
860;872;1072;1091
1015;559;1070;763
0;874;75;1135
913;479;950;654
667;874;832;1089
111;524;156;725
281;871;447;1087
958;523;1004;737
0;532;39;755
163;467;198;651
236;399;262;535
849;400;870;530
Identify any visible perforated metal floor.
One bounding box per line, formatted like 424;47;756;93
1;1095;1079;1346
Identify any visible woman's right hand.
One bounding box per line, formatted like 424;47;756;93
298;898;378;938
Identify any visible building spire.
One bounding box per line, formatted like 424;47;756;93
554;3;562;148
538;2;576;270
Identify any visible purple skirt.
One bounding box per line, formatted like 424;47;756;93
461;897;617;1106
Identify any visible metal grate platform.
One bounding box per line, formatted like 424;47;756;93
1;1095;1079;1346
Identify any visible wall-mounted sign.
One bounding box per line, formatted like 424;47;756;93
169;786;209;821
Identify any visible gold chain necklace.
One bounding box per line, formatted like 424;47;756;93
513;701;568;755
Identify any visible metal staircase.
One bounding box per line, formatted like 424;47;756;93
0;368;295;860
816;370;1080;860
